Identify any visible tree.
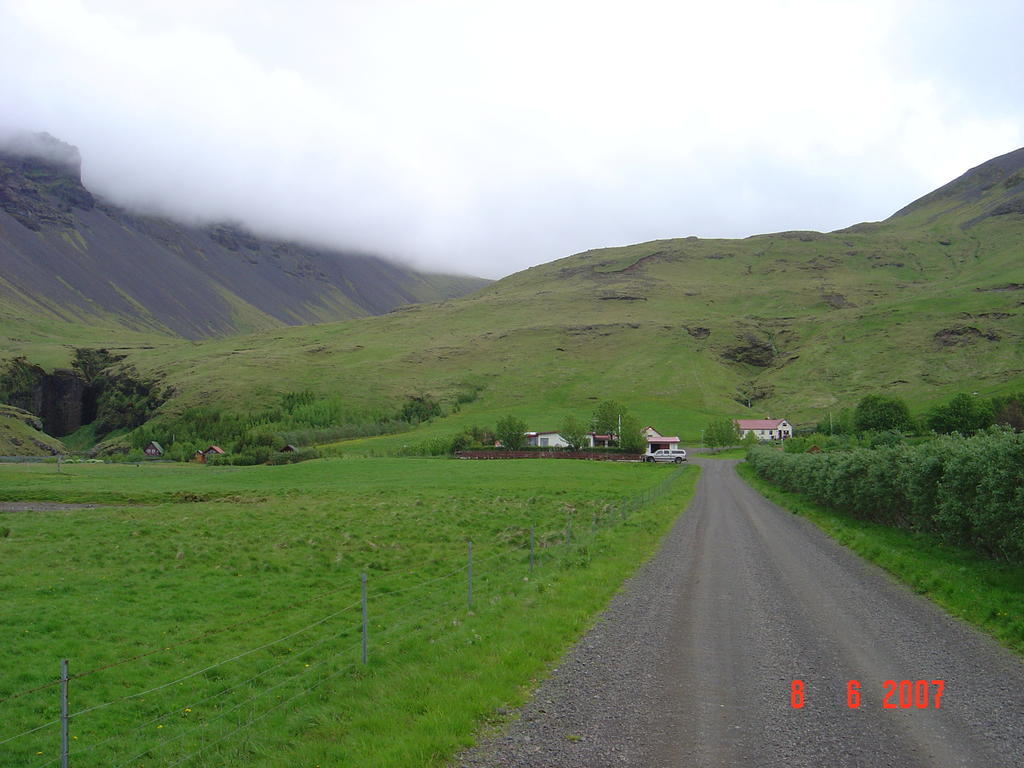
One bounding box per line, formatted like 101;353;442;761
559;415;590;451
618;414;646;453
592;400;626;440
71;348;125;385
926;393;994;435
853;394;912;433
705;418;740;450
495;415;527;450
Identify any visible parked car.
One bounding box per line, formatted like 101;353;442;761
645;448;687;463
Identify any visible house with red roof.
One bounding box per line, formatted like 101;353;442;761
643;426;681;454
734;418;792;441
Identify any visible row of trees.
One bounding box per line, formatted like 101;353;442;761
817;391;1023;437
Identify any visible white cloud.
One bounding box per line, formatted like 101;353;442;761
1;0;1021;278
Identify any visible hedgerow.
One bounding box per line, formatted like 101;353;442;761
747;428;1024;561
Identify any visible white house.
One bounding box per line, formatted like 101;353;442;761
734;418;792;441
523;431;614;448
524;431;572;448
643;426;681;455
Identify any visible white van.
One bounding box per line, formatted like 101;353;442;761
645;448;687;463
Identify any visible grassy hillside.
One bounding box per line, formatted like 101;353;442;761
0;404;66;455
115;219;1021;444
4;147;1023;448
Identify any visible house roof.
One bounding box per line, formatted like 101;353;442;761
204;445;226;454
642;426;663;437
145;441;163;452
734;419;787;430
647;436;680;443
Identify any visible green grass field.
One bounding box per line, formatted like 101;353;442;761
736;463;1024;655
0;457;698;767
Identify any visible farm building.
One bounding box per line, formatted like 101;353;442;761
194;445;226;464
280;444;298;453
643;427;681;454
143;441;163;457
734;418;792;440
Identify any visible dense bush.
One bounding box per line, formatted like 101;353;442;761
925;393;995;435
747;428;1024;561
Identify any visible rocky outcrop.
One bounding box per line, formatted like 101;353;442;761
1;358;89;437
0;132;94;231
822;293;856;309
934;326;1001;347
39;370;88;436
721;334;775;367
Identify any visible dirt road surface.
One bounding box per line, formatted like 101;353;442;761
458;459;1024;767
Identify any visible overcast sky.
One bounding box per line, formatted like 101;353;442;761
1;0;1022;278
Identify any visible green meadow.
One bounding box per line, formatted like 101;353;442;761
0;457;698;767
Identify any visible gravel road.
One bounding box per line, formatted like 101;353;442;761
457;459;1024;767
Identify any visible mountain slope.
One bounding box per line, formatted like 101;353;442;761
6;144;1024;446
108;147;1023;444
0;133;489;341
888;146;1024;227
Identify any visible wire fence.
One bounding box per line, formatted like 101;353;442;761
1;465;689;767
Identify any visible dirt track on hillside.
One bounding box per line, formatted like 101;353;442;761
458;459;1024;767
0;502;107;512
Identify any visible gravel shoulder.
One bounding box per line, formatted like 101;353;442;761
456;459;1024;767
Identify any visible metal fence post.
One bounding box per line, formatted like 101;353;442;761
361;573;368;664
60;658;69;768
467;541;473;610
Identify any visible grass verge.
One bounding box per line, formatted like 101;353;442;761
736;462;1024;655
696;447;748;459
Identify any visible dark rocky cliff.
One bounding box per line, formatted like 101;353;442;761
1;360;90;437
0;133;490;339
